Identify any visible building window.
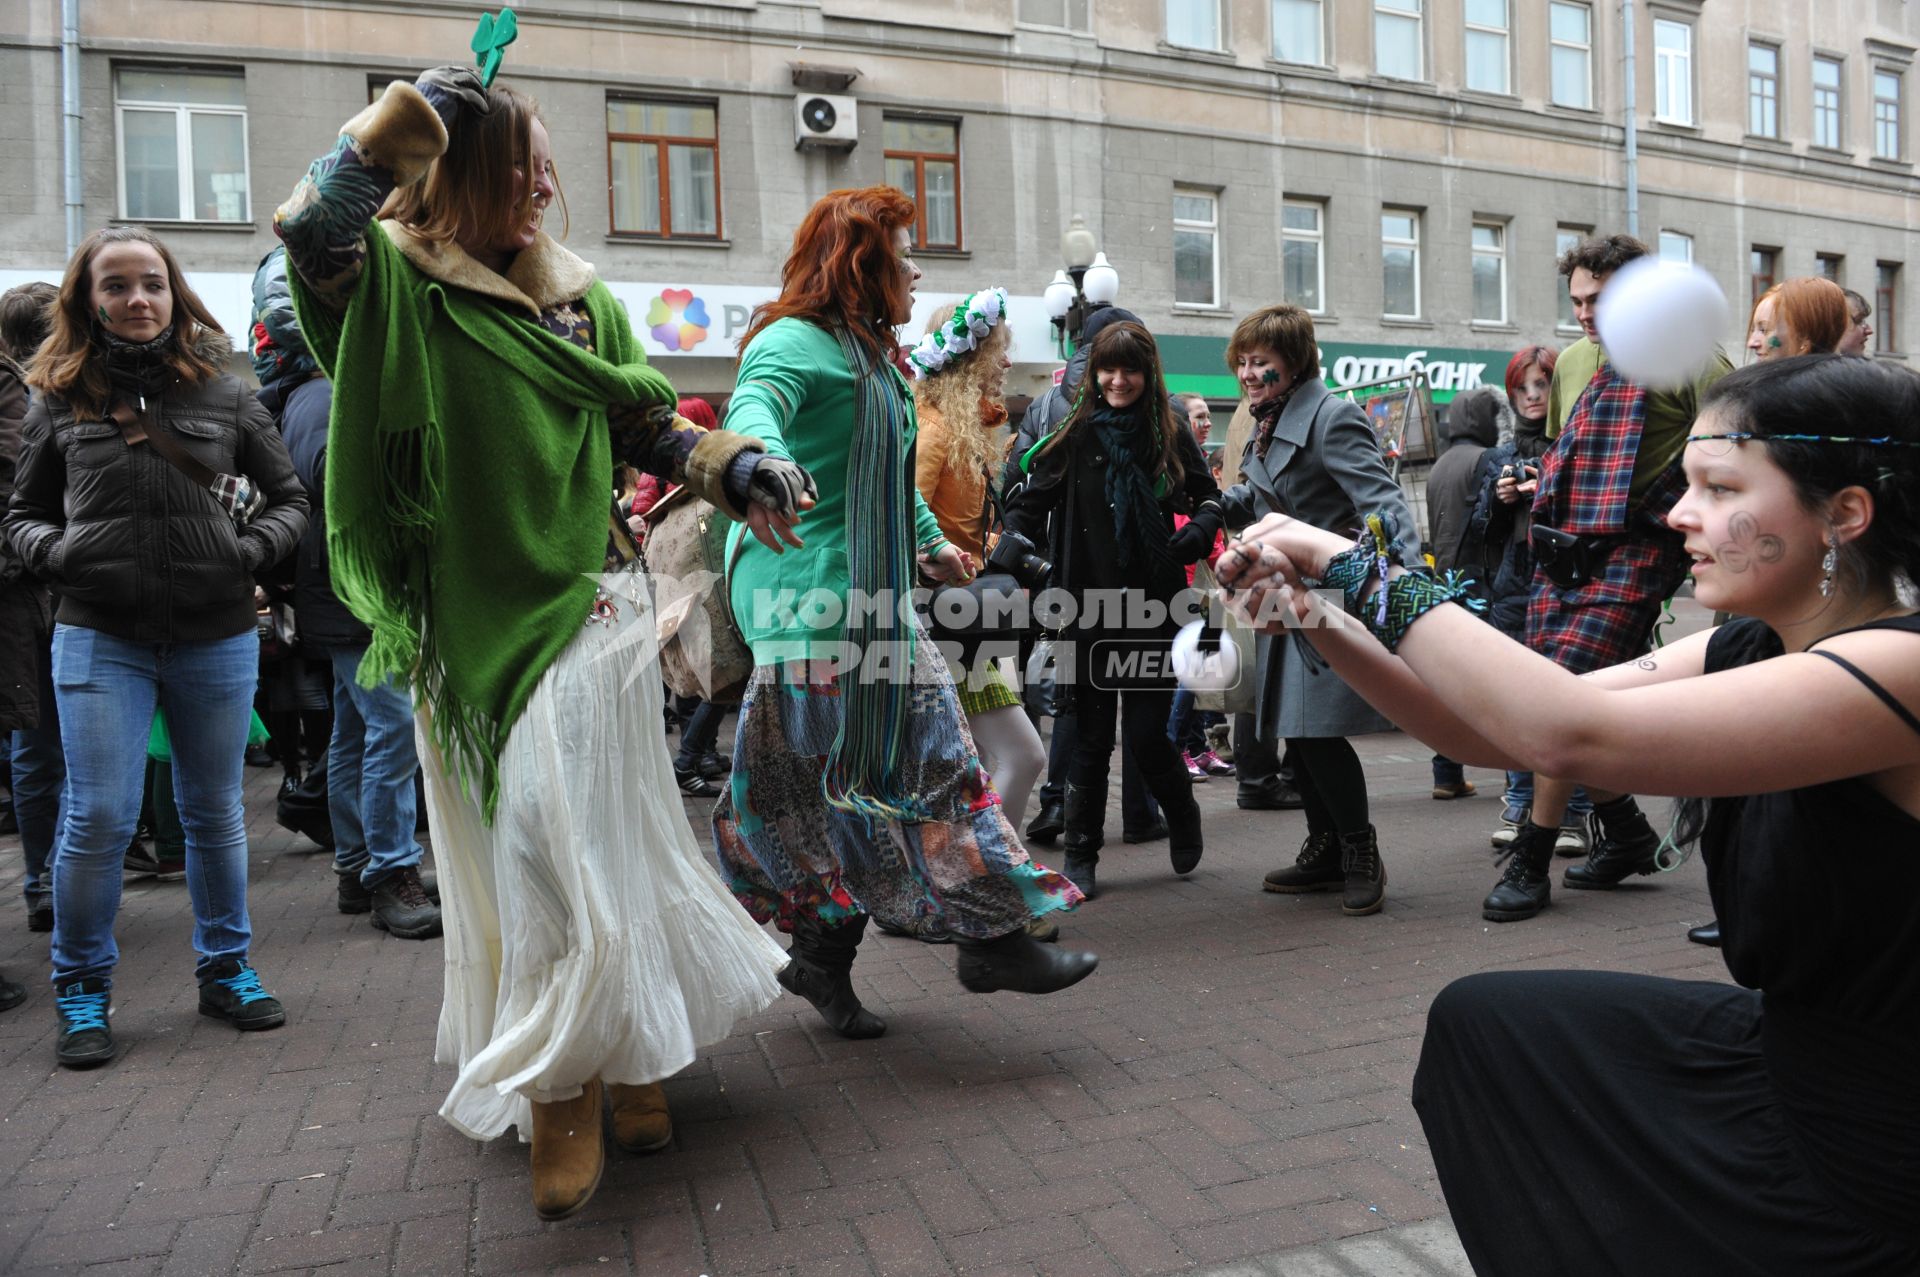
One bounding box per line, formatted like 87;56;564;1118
1173;189;1220;308
1812;56;1844;149
1549;3;1592;109
1653;20;1693;126
114;66;249;222
1281;200;1324;313
1556;224;1589;329
1464;0;1509;95
1017;0;1090;29
1659;230;1693;264
1167;0;1221;50
1272;0;1323;65
1877;262;1899;353
1815;253;1843;282
1874;70;1903;160
1471;221;1507;324
884;118;961;250
1748;44;1780;138
1750;247;1778;308
1374;0;1423;81
1381;209;1421;318
606;100;720;239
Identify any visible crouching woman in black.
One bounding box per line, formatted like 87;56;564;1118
1002;322;1223;898
1217;353;1920;1275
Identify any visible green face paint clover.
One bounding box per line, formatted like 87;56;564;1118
471;7;519;89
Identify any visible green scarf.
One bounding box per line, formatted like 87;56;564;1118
291;224;676;819
826;325;927;826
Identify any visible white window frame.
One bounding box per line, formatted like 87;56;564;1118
1015;0;1091;31
1812;55;1845;149
1381;207;1422;319
1874;68;1904;160
1548;2;1593;109
1373;0;1424;82
1166;0;1223;51
1555;225;1590;331
1659;230;1694;265
1463;0;1510;96
1471;219;1508;325
1748;42;1780;139
1271;0;1325;66
113;67;252;224
1173;188;1221;310
1653;19;1694;127
1281;199;1326;314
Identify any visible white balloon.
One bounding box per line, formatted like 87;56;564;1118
1594;258;1730;390
1171;620;1240;693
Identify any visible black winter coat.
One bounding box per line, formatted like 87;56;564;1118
5;346;308;644
0;358;51;731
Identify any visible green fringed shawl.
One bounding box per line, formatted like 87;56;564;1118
290;223;675;819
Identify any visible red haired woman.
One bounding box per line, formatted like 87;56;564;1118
712;187;1095;1038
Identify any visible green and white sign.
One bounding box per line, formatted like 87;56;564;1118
1159;335;1511;404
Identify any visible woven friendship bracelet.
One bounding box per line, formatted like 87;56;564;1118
1363;569;1487;652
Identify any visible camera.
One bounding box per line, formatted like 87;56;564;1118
985;530;1053;591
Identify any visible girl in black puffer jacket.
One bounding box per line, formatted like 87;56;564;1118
3;227;307;1069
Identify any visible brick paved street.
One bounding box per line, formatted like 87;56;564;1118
0;727;1726;1276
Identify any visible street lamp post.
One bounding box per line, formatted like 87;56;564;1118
1043;214;1121;356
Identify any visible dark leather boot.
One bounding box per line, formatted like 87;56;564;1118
1061;781;1106;899
1686;920;1722;947
1482;822;1557;922
778;914;886;1039
1140;763;1203;874
955;928;1098;994
1338;825;1386;916
1261;831;1341;893
1025;794;1065;845
1563;801;1661;889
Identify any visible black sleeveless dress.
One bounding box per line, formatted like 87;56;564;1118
1410;614;1920;1276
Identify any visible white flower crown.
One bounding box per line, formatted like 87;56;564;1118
906;287;1009;380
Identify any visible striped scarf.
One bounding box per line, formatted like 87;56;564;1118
825;325;929;826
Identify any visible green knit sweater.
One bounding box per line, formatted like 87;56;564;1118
293;222;676;817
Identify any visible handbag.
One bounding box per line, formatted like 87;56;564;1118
641;485;753;703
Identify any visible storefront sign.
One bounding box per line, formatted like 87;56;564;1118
1160;335;1517;404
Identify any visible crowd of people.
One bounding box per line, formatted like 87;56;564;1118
0;53;1914;1271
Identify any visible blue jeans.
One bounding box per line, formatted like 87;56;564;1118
49;625;257;985
1502;772;1594;824
1433;755;1466;787
327;648;422;887
12;645;66;907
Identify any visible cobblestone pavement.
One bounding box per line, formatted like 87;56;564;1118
0;726;1726;1276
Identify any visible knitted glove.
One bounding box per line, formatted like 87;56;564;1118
724;454;817;519
414;65;490;130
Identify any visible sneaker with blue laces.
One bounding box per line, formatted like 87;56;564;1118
54;977;115;1067
197;959;286;1031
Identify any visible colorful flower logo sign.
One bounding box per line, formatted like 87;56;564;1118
646;289;711;352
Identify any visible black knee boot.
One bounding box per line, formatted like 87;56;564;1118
1140;763;1203;875
1061;780;1105;899
955;928;1098;994
1482;822;1557;922
1563;797;1662;888
778;914;886;1039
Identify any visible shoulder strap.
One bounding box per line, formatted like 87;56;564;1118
1811;649;1920;740
107;400;220;489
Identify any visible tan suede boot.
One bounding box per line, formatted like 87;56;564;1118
529;1078;604;1220
607;1081;673;1154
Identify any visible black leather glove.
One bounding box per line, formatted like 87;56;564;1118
742;455;817;519
1168;516;1218;566
414;65;491;129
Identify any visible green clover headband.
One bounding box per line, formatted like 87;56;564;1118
471;7;519;88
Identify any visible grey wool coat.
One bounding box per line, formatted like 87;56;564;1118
1220;379;1420;741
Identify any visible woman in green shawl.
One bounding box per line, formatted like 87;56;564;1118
274;65;812;1222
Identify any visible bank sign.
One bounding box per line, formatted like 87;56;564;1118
1319;344;1496;398
601;281;1059;364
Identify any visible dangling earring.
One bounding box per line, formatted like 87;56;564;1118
1819;532;1837;598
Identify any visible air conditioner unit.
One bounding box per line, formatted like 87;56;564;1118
794;93;858;150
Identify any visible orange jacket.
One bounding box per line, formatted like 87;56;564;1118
913;397;1007;565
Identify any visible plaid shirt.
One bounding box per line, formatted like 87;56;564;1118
1531;361;1647;537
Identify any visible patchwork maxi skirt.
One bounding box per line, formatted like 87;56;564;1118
711;630;1081;940
420;570;786;1142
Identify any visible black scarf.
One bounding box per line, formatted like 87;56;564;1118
98;323;176;408
1513;412;1549;461
1088;403;1176;580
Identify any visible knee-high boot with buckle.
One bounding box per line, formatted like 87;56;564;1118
1060;780;1106;899
529;1078;604;1221
778;913;886;1039
1140;762;1203;875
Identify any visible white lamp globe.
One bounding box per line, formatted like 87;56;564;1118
1083;252;1120;305
1043;270;1076;321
